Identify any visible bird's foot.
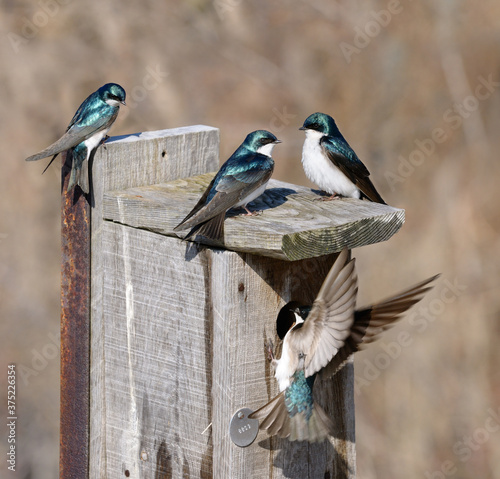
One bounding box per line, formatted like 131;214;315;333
100;135;111;150
240;207;262;217
265;339;275;362
315;193;341;201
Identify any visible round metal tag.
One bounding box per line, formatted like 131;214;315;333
229;408;259;447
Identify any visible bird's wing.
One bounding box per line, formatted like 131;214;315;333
174;157;273;231
67;99;119;138
173;175;242;231
319;274;439;379
25;130;86;162
26;104;118;162
216;165;272;193
286;249;358;378
174;174;219;229
321;137;386;204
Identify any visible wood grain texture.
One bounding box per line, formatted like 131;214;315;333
101;224;214;478
210;251;355;479
102;172;405;261
90;126;359;478
90;126;219;478
99;223;354;478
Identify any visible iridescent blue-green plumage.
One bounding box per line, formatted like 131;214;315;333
26;83;126;194
250;250;439;442
63;83;125;139
204;135;276;204
250;367;333;442
174;130;280;243
300;112;386;204
284;370;316;421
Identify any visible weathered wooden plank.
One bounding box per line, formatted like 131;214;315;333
100;222;355;478
90;126;219;478
210;251;355;479
102;173;404;261
101;223;213;478
90;126;358;478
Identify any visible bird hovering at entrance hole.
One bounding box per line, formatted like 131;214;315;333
250;249;438;442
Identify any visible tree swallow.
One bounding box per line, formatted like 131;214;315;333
299;112;386;204
25;83;126;194
249;249;438;442
174;130;281;244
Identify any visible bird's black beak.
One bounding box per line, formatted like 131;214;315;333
274;139;282;144
121;100;127;106
298;126;306;131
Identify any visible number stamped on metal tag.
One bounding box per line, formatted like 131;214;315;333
229;408;259;447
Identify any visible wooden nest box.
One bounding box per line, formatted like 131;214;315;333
59;126;404;479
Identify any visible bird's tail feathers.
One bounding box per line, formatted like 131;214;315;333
67;170;77;192
67;164;89;194
184;212;225;244
65;146;90;194
250;392;333;443
289;402;333;443
78;159;90;194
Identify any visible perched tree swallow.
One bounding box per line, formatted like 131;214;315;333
250;249;438;442
25;83;126;194
299;112;386;204
174;130;281;244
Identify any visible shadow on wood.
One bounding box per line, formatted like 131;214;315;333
79;126;405;478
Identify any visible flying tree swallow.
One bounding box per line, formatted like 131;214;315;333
299;112;386;204
25;83;126;194
174;130;281;244
249;249;438;442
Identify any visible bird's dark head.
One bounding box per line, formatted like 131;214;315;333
299;112;337;136
99;83;126;106
244;130;281;156
276;301;311;340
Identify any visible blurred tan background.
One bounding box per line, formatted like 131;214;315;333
1;1;500;477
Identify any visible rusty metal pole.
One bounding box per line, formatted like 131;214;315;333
60;151;90;478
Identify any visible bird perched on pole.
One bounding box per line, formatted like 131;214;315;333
174;130;281;244
249;249;438;442
299;112;386;203
25;83;126;194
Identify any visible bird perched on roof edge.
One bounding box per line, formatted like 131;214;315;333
299;112;386;204
174;130;281;244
